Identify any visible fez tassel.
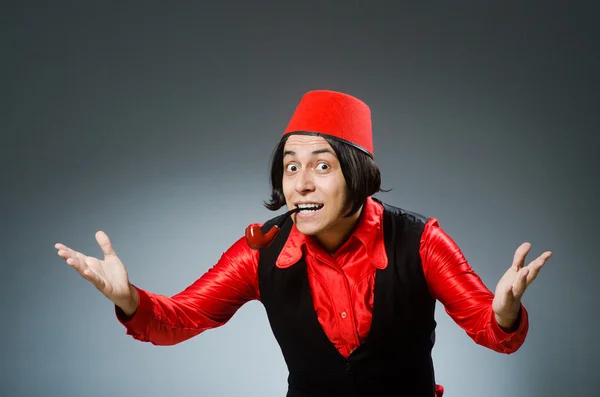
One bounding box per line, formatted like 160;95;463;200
245;208;301;249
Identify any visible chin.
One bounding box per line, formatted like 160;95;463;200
294;223;321;236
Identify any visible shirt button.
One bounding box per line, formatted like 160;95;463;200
340;311;347;319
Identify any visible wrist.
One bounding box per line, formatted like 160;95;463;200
116;284;139;316
495;308;520;333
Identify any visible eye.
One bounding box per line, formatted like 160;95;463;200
285;163;299;172
315;162;330;171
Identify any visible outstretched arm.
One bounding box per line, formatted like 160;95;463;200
57;233;260;346
116;236;260;345
420;219;551;353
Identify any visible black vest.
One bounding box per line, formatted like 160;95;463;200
258;200;437;397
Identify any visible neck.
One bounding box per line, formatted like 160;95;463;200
315;205;364;254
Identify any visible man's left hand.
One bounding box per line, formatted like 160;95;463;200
492;242;552;331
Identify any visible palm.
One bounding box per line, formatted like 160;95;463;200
492;266;523;319
85;254;129;299
55;231;130;303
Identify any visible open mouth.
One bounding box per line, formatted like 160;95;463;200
295;203;324;214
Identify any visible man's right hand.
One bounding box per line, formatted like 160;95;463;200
55;231;139;316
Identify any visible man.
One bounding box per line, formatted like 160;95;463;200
55;90;551;396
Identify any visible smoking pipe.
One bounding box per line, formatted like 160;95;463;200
245;207;301;250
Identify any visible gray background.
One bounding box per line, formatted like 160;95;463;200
3;2;598;396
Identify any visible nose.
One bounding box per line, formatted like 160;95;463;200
295;167;315;194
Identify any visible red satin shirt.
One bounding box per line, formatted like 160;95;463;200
117;197;529;396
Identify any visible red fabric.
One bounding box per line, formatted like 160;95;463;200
284;90;374;156
117;197;529;395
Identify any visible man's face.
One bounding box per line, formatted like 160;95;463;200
282;134;352;240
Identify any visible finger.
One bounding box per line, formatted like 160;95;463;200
57;249;69;259
65;251;99;276
56;244;77;259
512;242;532;271
73;249;88;264
512;268;530;299
55;243;69;251
526;251;552;285
65;254;89;272
56;244;76;259
95;231;117;257
56;244;93;269
82;268;106;292
59;246;87;266
82;256;107;290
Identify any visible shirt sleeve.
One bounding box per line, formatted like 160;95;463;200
420;218;529;354
114;236;260;345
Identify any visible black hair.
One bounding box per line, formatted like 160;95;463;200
264;132;388;217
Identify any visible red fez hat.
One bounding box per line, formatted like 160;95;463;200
283;90;373;157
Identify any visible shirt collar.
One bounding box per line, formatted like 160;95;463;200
275;197;388;269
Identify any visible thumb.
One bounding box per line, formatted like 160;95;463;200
95;231;117;257
504;284;515;303
497;284;518;311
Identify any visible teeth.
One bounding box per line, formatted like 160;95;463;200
297;203;323;209
296;203;324;213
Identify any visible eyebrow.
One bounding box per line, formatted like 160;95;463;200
283;148;335;157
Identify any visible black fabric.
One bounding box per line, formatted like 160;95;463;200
258;199;437;397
